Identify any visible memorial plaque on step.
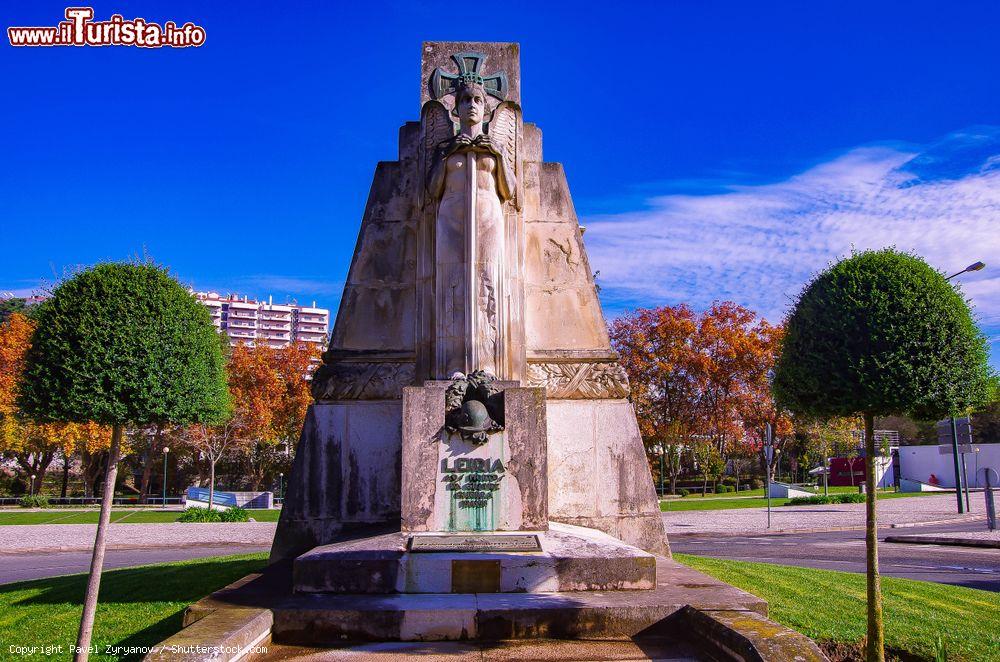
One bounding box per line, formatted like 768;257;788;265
408;533;541;552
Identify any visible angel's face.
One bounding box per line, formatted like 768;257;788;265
457;85;485;126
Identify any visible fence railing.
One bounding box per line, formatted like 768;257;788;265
0;496;186;507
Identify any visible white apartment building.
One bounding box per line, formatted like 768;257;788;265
193;291;329;349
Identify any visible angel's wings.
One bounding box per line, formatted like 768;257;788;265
419;101;455;204
487;101;520;208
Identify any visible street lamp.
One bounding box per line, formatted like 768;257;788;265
944;260;985;513
278;472;284;503
162;447;170;509
946;261;986;281
30;474;36;497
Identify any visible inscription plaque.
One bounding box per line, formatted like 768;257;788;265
408;533;541;552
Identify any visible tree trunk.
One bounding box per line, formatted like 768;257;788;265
74;424;123;662
138;425;163;504
138;445;152;504
669;474;677;496
863;411;885;662
61;453;70;499
208;459;216;511
17;451;55;494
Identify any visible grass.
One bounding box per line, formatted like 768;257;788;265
0;553;268;660
660;489;939;511
676;553;1000;661
0;509;282;525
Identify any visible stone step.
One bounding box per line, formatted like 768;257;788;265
272;563;767;644
259;637;703;661
293;523;656;594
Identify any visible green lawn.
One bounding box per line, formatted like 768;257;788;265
0;509;282;525
0;553;268;660
661;489;938;511
677;553;1000;661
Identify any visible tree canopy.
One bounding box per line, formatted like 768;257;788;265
773;249;992;421
17;262;230;427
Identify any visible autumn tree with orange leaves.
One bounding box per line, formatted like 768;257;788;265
611;304;702;494
0;313;115;494
612;301;793;492
183;341;320;504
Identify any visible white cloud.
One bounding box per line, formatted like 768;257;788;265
585;131;1000;355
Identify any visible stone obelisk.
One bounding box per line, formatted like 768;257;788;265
271;42;669;563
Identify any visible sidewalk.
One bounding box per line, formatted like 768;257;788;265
663;494;982;536
885;529;1000;548
0;522;277;553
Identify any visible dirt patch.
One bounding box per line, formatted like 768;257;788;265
819;640;930;662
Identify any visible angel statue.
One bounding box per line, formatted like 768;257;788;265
421;52;520;379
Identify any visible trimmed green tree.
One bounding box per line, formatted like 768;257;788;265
772;249;992;662
17;262;229;661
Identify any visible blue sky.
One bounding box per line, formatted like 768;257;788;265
2;1;998;365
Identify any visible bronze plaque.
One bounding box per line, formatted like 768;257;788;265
451;559;501;593
408;534;541;552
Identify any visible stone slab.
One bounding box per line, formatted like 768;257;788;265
546;400;669;556
657;606;829;662
293;523;655;594
271;402;402;564
401;385;547;534
272;556;765;644
258;637;700;661
409;533;541;552
144;607;271;662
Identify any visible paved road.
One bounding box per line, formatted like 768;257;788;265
0;544;270;585
672;521;1000;592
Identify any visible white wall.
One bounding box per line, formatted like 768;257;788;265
898;444;1000;488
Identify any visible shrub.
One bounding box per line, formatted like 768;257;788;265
785;495;832;506
18;495;50;508
178;507;222;522
716;485;731;494
219;506;250;522
677;488;690;497
785;493;869;506
178;506;250;523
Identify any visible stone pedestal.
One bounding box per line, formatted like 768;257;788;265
270;402;402;563
401;384;547;533
293;523;655;595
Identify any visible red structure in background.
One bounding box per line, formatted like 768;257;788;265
829;456;867;486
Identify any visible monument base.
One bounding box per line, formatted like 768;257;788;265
293;522;655;594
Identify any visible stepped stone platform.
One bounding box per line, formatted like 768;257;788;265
147;557;827;661
294;523;655;594
180;557;766;644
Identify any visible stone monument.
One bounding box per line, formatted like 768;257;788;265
145;43;829;661
271;41;668;565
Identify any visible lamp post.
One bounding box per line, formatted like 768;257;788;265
659;444;665;498
944;261;985;513
945;261;985;281
162;446;170;509
278;472;284;503
30;474;36;497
